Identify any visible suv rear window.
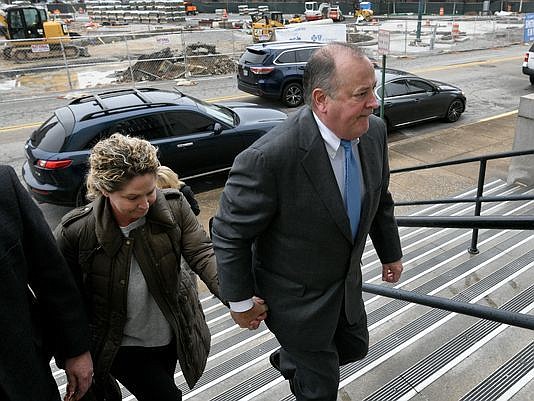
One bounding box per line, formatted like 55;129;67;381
30;116;67;152
240;49;268;64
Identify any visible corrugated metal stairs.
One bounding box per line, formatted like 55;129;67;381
52;179;534;401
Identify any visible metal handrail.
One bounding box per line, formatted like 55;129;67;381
392;147;534;254
396;215;534;229
391;148;534;174
374;148;534;331
363;283;534;330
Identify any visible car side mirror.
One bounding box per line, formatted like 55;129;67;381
213;123;223;135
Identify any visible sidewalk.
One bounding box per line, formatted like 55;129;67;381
388;112;518;210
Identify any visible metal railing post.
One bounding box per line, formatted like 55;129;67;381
59;37;73;91
469;159;487;254
123;34;135;88
181;29;190;78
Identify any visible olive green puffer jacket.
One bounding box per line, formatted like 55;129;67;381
54;189;221;400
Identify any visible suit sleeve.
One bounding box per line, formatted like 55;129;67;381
368;124;403;264
211;147;277;302
9;167;89;359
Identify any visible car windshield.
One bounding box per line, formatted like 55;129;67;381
188;94;235;126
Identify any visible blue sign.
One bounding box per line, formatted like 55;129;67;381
524;13;534;42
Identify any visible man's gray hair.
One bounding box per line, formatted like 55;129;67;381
303;42;368;106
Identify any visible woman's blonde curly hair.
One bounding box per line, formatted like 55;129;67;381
86;133;160;200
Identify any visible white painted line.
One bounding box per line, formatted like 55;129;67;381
367;233;534;330
397;298;534;401
340;264;534;389
494;365;534;401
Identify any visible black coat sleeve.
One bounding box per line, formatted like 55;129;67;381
7;166;90;360
180;185;201;216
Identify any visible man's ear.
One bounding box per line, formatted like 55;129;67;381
312;88;328;113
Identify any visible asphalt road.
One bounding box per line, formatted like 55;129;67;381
0;43;530;229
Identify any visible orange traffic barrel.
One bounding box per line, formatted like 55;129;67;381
452;22;460;38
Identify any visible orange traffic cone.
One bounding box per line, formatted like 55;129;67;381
222;8;228;20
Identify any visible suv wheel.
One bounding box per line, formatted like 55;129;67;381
282;82;304;107
530;75;534;85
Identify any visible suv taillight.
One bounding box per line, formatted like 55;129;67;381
525;53;530;63
36;159;72;169
250;67;275;75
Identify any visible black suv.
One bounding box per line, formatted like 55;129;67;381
22;87;287;206
237;41;325;107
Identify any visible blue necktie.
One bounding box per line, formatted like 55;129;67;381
340;139;361;239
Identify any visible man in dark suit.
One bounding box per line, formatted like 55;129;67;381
0;165;93;401
212;43;403;400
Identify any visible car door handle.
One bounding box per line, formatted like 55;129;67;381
176;142;194;148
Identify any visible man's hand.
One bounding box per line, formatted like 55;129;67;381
64;351;93;401
230;297;268;330
382;260;403;283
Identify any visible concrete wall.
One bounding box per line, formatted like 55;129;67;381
508;93;534;186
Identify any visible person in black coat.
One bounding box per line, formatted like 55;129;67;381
156;166;200;216
0;165;93;401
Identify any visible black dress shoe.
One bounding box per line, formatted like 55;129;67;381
269;349;295;395
269;349;282;371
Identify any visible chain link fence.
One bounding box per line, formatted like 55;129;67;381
0;28;248;102
0;16;525;103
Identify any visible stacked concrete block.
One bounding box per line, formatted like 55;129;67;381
86;0;185;24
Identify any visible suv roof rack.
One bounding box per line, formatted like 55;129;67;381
69;87;176;107
257;40;323;47
79;102;176;122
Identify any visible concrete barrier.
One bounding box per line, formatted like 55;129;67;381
508;93;534;186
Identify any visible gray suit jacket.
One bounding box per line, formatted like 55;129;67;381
212;107;402;351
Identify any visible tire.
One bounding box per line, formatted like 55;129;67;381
282;82;304;108
530;75;534;85
445;99;464;123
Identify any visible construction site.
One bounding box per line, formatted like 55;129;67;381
0;1;525;101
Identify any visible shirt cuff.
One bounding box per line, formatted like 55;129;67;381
229;298;254;312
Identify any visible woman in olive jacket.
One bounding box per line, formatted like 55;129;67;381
54;134;221;401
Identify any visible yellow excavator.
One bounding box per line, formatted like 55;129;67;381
0;5;88;61
251;11;286;43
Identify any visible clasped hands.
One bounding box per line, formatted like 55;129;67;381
230;296;268;330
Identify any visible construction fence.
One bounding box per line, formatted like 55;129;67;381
0;17;525;103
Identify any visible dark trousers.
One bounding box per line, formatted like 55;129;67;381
279;308;369;401
110;342;182;401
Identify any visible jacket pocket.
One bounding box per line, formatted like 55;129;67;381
254;266;306;297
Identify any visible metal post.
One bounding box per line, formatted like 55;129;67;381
416;0;423;42
380;54;386;120
404;20;408;55
59;38;73;91
232;30;237;88
123;35;135;88
469;159;487;254
181;29;190;78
